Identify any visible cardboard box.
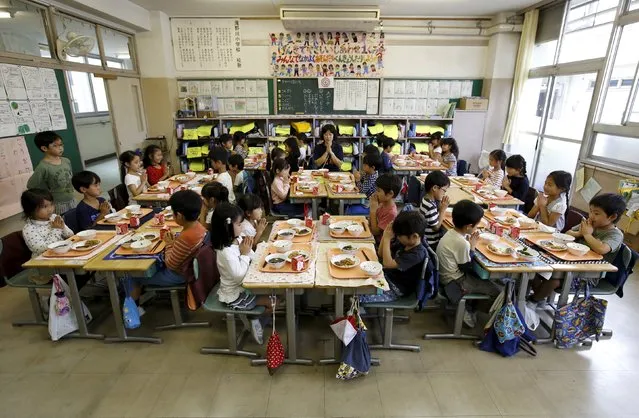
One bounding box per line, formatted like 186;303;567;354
619;213;639;235
459;97;489;111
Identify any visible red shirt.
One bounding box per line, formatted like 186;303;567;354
146;165;166;185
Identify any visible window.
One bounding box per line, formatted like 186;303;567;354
532;3;565;67
0;0;51;58
54;14;100;65
534;138;581;189
558;0;617;63
592;133;639;165
545;73;598;140
100;27;134;70
66;63;109;115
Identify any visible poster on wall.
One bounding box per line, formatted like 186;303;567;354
270;31;385;78
0;135;33;219
171;18;242;71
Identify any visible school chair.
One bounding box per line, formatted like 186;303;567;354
1;231;49;327
523;187;537;215
562;207;587;233
200;284;266;358
457;160;470;176
108;184;129;212
62;208;79;234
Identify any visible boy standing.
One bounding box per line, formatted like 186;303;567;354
419;171;451;249
27;131;75;214
370;173;401;241
436;199;501;327
71;171;113;231
210;147;236;203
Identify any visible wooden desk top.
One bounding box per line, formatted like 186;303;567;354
290;183;329;198
140;219;184;232
83;248;157;272
23;257;89;269
447;188;475;205
315;242;388;290
326;187;366;200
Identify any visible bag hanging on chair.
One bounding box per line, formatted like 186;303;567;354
48;274;92;341
266;296;285;375
554;281;608;349
122;276;140;330
336;298;371;380
330;297;358;346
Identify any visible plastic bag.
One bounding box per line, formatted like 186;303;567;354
48;274;92;341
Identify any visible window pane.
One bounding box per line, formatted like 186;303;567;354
0;1;51;57
87;57;101;66
559;23;613;63
531;40;558;67
533;138;580;189
544;73;597;140
91;75;109;112
629;0;639;11
509;133;539;170
599;22;639;124
100;27;134;70
517;77;550;134
67;71;95;113
55;14;100;64
592;133;639;164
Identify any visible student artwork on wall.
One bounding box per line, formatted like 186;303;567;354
269;31;385;78
0;135;33;219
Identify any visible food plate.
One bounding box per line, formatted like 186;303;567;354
515;246;539;261
487;243;514;256
293;226;312;236
330;254;360;269
495;215;519;226
338;242;358;253
538;240;568;252
285;249;310;262
360;261;383;276
71;239;102;252
133;231;160;241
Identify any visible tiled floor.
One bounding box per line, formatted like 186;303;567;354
1;273;639;417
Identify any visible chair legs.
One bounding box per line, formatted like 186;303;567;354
200;313;260;358
369;308;420;352
423;299;479;340
13;288;48;327
155;289;210;331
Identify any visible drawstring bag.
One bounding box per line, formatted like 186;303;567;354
48;274;92;341
554;281;608;348
52;274;70;315
266;296;285;375
122;276;140;329
336;297;371;380
493;281;525;343
330;298;358;346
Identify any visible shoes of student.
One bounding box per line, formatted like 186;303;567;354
250;318;264;345
463;310;476;328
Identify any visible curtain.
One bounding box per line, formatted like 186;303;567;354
503;9;540;145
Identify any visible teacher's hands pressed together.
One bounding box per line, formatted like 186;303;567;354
313;124;344;172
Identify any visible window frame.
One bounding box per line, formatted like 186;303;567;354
65;59;110;118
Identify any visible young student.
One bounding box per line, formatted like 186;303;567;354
428;132;444;161
270;158;303;216
232;131;248;159
238;193;268;241
228;154;252;195
441;137;459;176
527;170;571;231
360;211;428;303
72;171;113;231
296;133;310;163
266;146;286;172
436;199;501;327
200;182;229;226
26;131;75;214
502;154;530;203
480;149;506;188
313;124;343;172
211;202;269;344
210;147;236;204
284;136;301;173
119;150;148;205
21;189;74;257
347;154;381;215
363;143;381;159
528;193;626;305
131;190;207;305
142;144;170;186
419;171;451;249
218;134;233;158
370;173;401;241
378;135;395;174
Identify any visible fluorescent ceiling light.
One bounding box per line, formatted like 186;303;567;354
0;11;12;19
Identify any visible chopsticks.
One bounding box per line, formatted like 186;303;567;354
149;240;162;254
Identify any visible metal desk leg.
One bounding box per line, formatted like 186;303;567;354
339;200;345;216
104;272;162;344
558;272;574;307
517;272;531;314
312;199;318;220
61;268;104;340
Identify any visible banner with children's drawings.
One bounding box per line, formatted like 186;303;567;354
269;31;385;78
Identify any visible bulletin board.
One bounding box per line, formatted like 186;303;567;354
177;78;275;115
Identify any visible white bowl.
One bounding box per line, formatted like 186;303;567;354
157;180;170;188
567;242;589;256
338;242;358;254
330;225;346;235
277;228;295;240
48;240;71;254
125;204;142;214
347;224;364;236
489;207;507;216
186;171;197;179
286;219;304;226
104;213;123;222
273;240;293;252
360;261;383;276
518;218;537;228
330;254;360;269
118;235;135;249
133;231;160;241
77;229;97;239
130;239;153;253
479;232;499;244
175;175;190;184
552;232;575;243
463;173;476;178
515;247;539;261
265;253;287;269
494;190;508;198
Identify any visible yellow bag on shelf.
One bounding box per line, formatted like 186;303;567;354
391;143;402;155
186;147;203;159
196;125;213;137
342;143;354;154
274;126;290;136
229;122;255;135
182;129;199;140
383;125;400;140
338;125;355;136
248;147;263;155
368;123;384;135
291;121;311;133
414;143;429;153
200;145;210;155
189;160;205;172
415;125;445;135
340;161;352;172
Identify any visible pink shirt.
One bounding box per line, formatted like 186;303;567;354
377;202;398;232
271;176;290;205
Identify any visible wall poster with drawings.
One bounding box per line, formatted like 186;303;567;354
270;31;385;78
0;136;33;219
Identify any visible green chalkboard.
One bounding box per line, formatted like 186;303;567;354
22;69;83;173
276;78;371;115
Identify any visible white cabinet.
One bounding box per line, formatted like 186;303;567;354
452;110;486;172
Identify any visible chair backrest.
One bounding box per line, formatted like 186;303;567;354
184;244;220;310
416;245;440;310
604;243;639;298
523;187;538;215
110;184;129;211
62;208;79;234
263;171;278;216
0;231;32;284
562;207;587;233
457;160;469;176
406;175;425;206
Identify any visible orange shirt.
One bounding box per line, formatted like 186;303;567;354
165;222;207;274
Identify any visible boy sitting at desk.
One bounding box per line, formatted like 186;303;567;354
370;173;401;243
528;193;626;306
360;211;428;303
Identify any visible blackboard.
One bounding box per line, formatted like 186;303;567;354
276;78;370;115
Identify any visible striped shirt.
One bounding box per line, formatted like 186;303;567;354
165;222;207;274
419;197;443;248
485;168;504;188
443;153;457;176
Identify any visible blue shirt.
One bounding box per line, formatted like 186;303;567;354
75;197;106;231
380;152;393;173
313;142;344;172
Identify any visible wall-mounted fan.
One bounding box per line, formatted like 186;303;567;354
56;32;95;59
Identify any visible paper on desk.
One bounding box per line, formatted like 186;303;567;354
580;177;602;203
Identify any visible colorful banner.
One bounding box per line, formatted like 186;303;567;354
269;31;385;78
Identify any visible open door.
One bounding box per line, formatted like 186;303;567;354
106;77;147;154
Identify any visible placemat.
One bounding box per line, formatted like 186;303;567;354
269;221;316;243
41;232;116;258
476;238;524;264
38;233;120;260
243;242;316;286
523;233;603;262
329;219;373;239
114;240;165;256
327;247;378;279
258;243;312;273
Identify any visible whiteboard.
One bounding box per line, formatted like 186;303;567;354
170;18;242;71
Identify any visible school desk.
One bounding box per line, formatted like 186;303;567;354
317;216;376;243
288;183;328;220
326;186;366;215
132;174;208;205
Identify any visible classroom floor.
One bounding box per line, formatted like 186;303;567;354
1;272;638;418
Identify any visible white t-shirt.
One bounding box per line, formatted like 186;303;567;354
215;171;235;203
216;244;255;303
433;146;442;154
205;209;214;225
240;218;257;238
534;192;568;231
124;173;146;205
436;229;471;285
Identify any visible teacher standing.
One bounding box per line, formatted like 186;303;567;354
313;124;344;172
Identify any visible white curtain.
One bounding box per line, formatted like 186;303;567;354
503;9;539;145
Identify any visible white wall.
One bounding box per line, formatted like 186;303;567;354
75;116;116;163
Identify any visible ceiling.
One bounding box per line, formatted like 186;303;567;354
130;0;540;18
